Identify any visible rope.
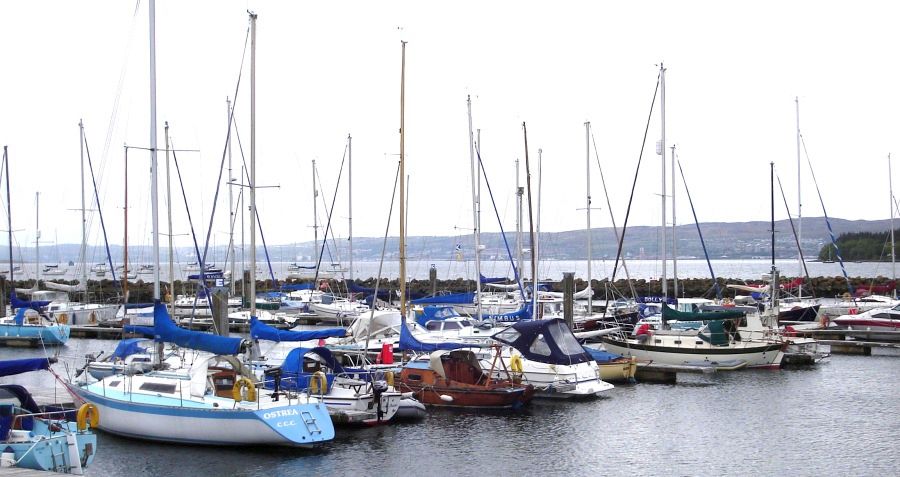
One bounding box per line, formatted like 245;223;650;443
677;159;721;299
231;126;277;285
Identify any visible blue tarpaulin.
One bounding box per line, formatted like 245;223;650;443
410;292;475;305
250;317;346;342
0;358;51;377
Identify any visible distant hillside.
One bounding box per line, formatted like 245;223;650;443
7;217;894;264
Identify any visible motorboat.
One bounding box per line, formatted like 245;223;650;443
41;264;67;276
0;301;69;346
0;357;97;474
398;349;534;409
65;302;334;447
831;303;900;341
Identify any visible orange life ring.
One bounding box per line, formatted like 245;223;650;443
76;403;100;431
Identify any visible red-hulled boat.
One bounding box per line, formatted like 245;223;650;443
398;349;534;409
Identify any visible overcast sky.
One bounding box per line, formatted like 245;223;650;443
1;1;898;257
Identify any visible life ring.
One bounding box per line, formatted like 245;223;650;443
309;371;328;395
509;354;524;374
232;377;257;402
76;403;99;431
56;313;68;325
88;312;97;324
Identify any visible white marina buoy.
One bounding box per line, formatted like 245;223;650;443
439;394;454;402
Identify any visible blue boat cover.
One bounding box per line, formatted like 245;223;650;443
152;301;243;355
583;347;625;364
480;274;507;284
110;338;151;360
410;292;475;305
0;358;51;377
280;283;314;291
492;318;593;365
10;294;51;312
415;306;460;327
281;347;345;374
346;281;392;300
397;322;473;352
250;317;346;342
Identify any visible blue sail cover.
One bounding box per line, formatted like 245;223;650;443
398;322;473;353
10;294;51;312
410;292;475;305
0;358;51;377
347;282;392;301
281;347;346;374
280;283;314;291
110;338;151;360
492;318;593;366
152;301;243;355
480;274;507;284
250;317;346;342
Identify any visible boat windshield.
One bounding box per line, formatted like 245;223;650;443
547;321;585;356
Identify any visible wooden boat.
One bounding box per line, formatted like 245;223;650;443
398;349;534;409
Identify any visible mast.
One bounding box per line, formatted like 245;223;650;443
467;96;482;319
515;159;523;287
249;11;257;317
35;192;40;285
348;134;353;281
796;97;802;298
123;146;128;302
535;148;543;316
523;123;536;316
890;153;895;296
671;143;677;298
585;121;592;315
165;121;174;315
227;98;235;294
311;160;318;265
4;147;12;283
79;120;88;302
659;63;667;298
770;161;777;311
149;0;160;300
399;40;408;318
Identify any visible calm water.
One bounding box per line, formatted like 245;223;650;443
2;338;898;476
12;258;898;282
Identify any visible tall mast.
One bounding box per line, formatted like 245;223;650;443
399;40;408;318
585;121;592;315
890;153;895;294
149;0;160;300
348;134;353;281
311;160;318;263
249;11;258;316
659;63;667;298
123;146;128;302
227;98;235;294
515;159;523;289
165;122;174;315
535;148;543;315
770;161;776;311
671;143;677;298
3;147;12;283
79;120;88;302
523;123;536;315
467;96;482;319
796;97;802;298
35;193;40;285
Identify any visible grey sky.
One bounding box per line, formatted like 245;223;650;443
1;1;897;255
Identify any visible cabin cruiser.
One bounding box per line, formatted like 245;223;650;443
831;303;900;341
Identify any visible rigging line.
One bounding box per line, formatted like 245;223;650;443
231;124;276;284
313;161;347;288
475;143;527;302
677;159;721;299
199;22;251;277
605;71;661;316
83;128;120;286
171;148;216;330
590;126;637;300
363;161;402;356
775;171;813;295
312;144;350;287
800;134;854;295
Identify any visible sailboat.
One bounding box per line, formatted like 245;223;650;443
0;147;70;346
65;8;334;447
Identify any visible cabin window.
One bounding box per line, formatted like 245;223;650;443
673;340;682;345
529;334;552;356
548;322;583;355
460;320;472;327
493;328;521;343
407;374;422;381
443;321;462;330
108;380;121;387
695;341;704;345
426;322;442;331
139;382;177;394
